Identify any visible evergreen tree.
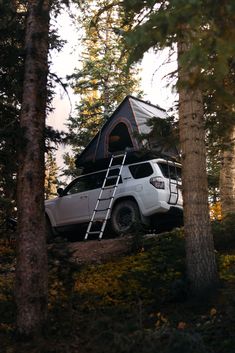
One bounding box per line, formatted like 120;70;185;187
219;125;235;217
0;0;26;220
16;0;51;337
0;0;65;220
122;0;222;294
178;38;218;293
66;0;142;164
0;0;70;337
202;7;235;217
45;150;59;200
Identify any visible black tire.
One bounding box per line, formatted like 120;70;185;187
111;200;141;235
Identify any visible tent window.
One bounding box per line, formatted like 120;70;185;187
108;122;133;153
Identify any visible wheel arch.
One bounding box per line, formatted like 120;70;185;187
112;196;149;225
45;210;56;228
45;211;59;237
112;195;137;208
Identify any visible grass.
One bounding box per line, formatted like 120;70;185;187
1;219;235;352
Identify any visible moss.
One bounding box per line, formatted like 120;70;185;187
73;231;186;309
2;228;235;353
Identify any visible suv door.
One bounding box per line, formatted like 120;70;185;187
53;175;90;226
88;169;122;220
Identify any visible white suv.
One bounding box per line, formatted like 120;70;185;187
45;158;183;236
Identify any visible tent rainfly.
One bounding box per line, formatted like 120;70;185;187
76;95;179;170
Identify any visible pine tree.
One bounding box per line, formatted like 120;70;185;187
66;0;142;166
122;0;221;294
45;150;59;200
16;0;51;337
0;0;26;220
178;38;218;293
220;125;235;217
202;6;235;217
0;0;64;221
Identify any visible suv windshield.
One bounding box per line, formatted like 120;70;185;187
157;162;181;181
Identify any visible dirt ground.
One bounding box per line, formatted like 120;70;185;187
68;236;134;264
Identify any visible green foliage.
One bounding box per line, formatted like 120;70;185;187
123;0;235;109
122;0;235;199
0;1;66;218
0;0;25;218
0;240;15;337
45;150;59;200
2;227;235;352
65;0;142;175
77;317;208;353
138;115;180;156
212;213;235;250
218;254;235;281
74;231;185;309
125;329;208;353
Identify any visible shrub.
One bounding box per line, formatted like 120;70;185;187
73;231;186;310
212;213;235;250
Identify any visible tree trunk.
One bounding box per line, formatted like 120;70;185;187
16;0;50;337
219;125;235;217
178;40;218;295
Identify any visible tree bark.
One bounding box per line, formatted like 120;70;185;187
16;0;50;337
178;40;218;295
219;125;235;217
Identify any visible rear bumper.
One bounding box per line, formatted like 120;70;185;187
142;200;183;217
150;206;184;229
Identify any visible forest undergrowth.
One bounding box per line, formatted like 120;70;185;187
1;216;235;353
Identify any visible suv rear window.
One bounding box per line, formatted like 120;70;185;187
129;162;153;179
157;162;181;181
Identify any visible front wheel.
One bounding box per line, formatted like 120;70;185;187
111;200;142;235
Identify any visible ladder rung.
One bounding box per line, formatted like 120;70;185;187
98;196;114;201
87;231;101;235
112;153;125;158
103;184;117;189
106;175;118;180
90;219;104;222
95;207;111;212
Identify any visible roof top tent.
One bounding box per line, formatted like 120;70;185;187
75;95;179;172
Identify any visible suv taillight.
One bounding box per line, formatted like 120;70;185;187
150;176;165;189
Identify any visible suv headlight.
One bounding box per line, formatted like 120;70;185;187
150;176;165;189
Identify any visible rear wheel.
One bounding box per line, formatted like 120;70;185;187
111;200;142;235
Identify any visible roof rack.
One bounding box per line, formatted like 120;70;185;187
79;149;181;175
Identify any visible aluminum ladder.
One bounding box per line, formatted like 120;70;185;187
84;151;127;241
167;160;180;205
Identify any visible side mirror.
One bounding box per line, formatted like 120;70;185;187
57;188;64;197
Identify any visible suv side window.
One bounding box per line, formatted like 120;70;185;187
106;168;122;186
157;162;181;181
66;176;89;195
66;172;106;195
89;171;106;189
64;169;123;195
129;162;153;179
